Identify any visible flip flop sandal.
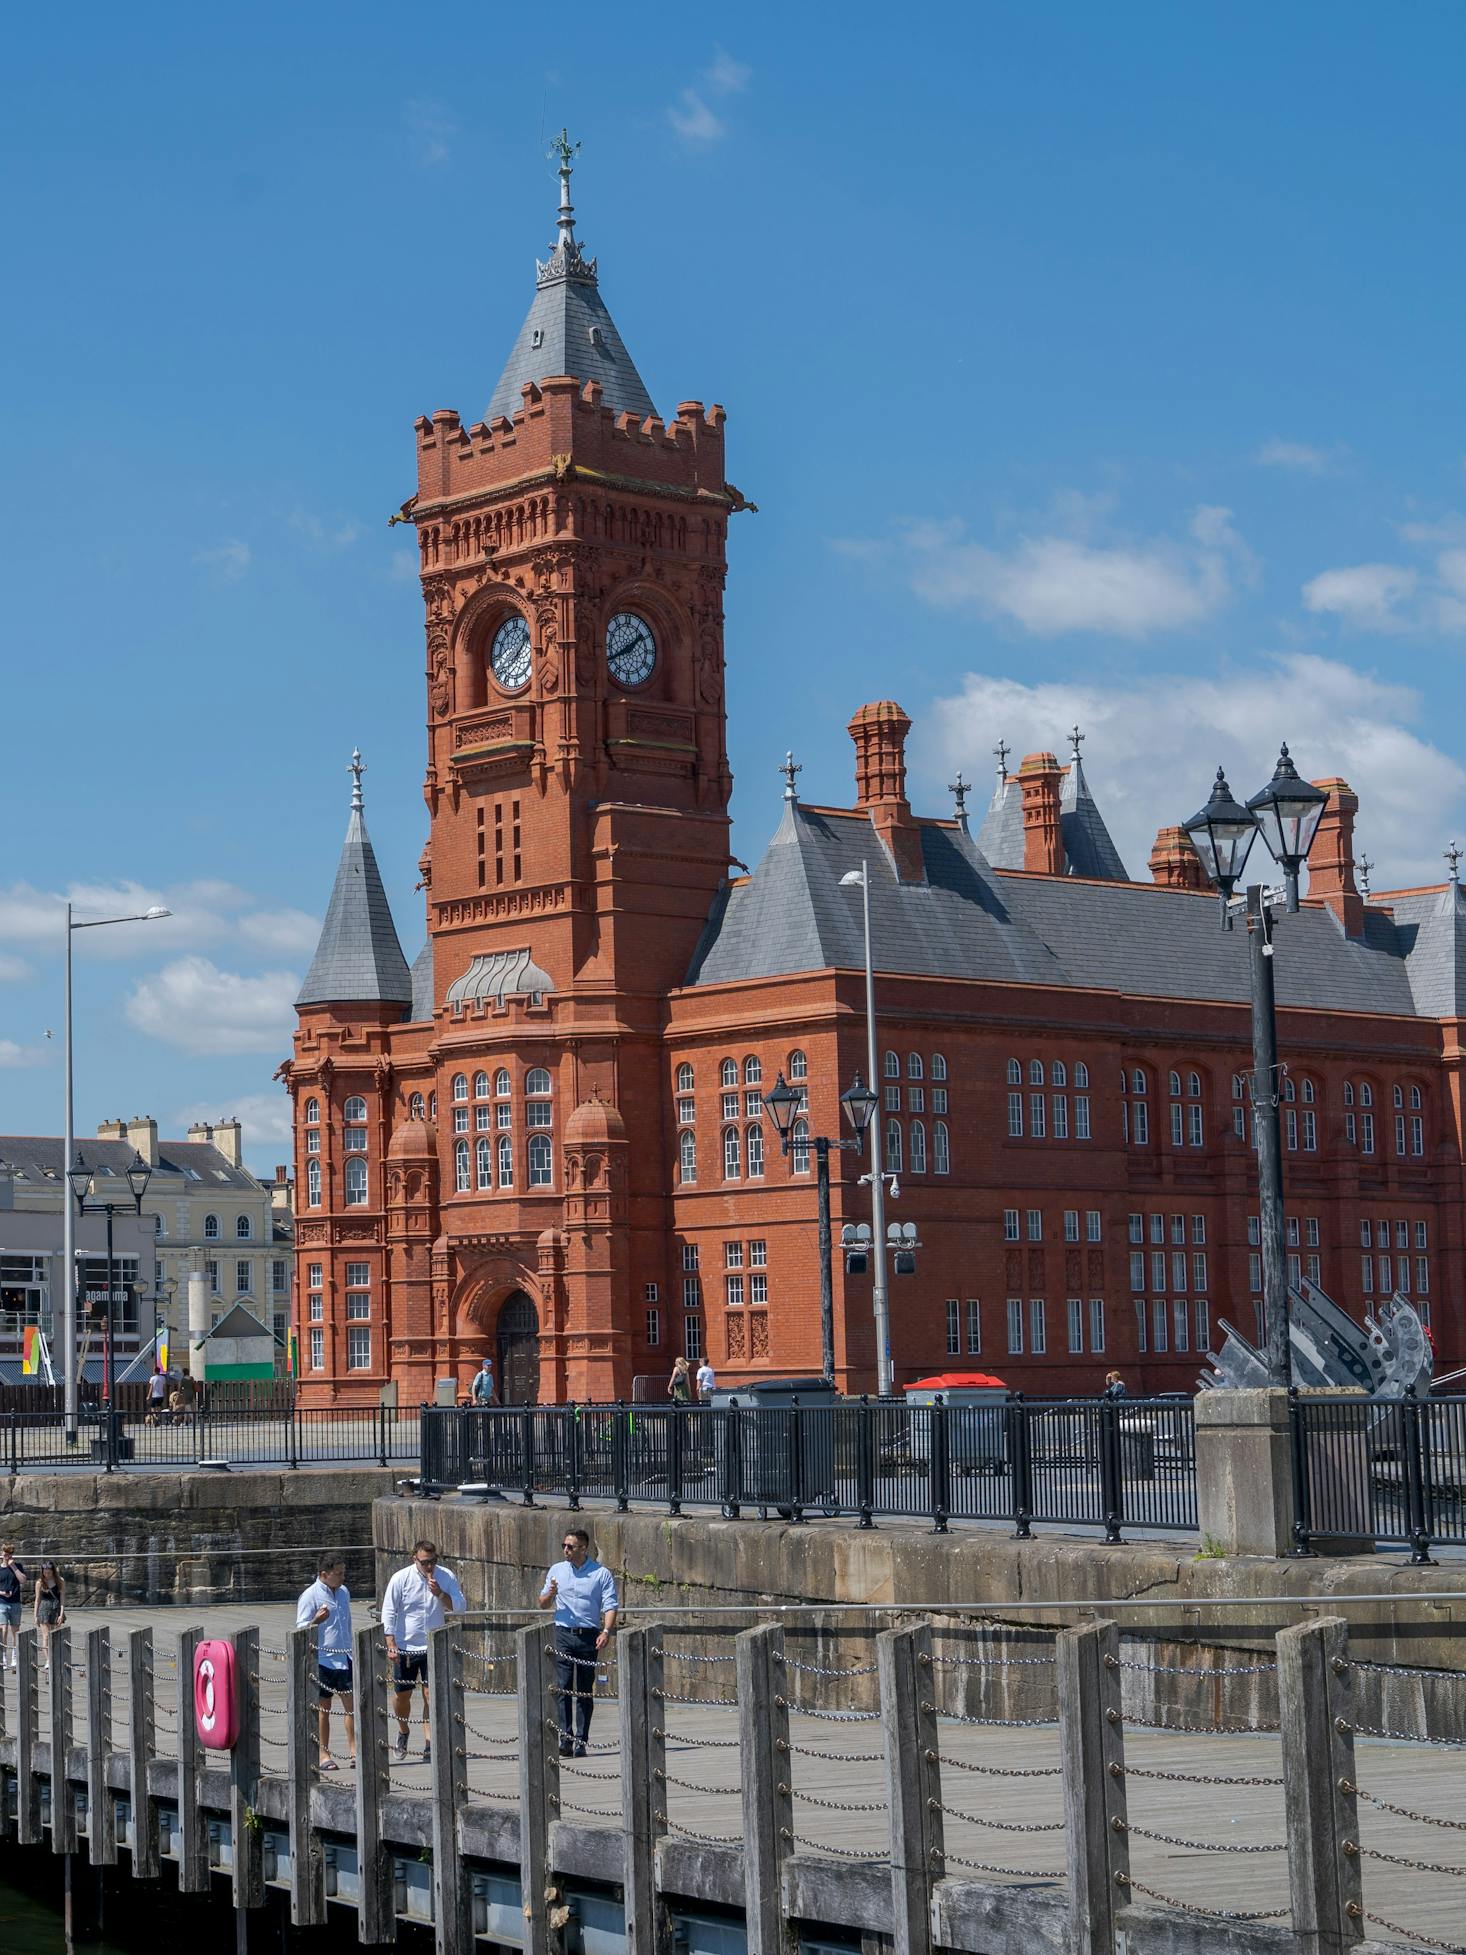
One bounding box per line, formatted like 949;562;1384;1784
320;1758;339;1772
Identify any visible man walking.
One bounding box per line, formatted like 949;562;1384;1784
537;1528;618;1756
0;1543;26;1671
470;1357;496;1406
695;1354;716;1401
145;1368;168;1426
381;1540;465;1763
296;1554;355;1770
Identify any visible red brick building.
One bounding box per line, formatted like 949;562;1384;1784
288;156;1466;1406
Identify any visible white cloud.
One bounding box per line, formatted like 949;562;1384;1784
0;1038;48;1069
193;538;251;581
0;953;30;981
172;1090;294;1150
124;957;299;1056
0;879;314;963
860;501;1251;638
668;90;725;143
706;48;751;93
1302;563;1418;631
405;97;456;167
288;509;360;550
238;908;321;956
1255;439;1345;475
911;651;1465;891
1302;511;1466;635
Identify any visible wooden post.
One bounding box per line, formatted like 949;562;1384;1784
16;1626;40;1846
128;1629;159;1879
429;1627;471;1955
1278;1616;1363;1955
86;1627;117;1866
516;1621;562;1955
286;1624;325;1926
618;1625;667;1955
50;1622;77;1854
230;1625;264;1910
877;1624;943;1955
351;1621;396;1945
176;1625;209;1895
1056;1620;1128;1955
736;1623;792;1955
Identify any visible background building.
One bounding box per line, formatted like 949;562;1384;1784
288;155;1465;1406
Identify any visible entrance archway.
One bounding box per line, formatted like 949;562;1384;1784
496;1290;541;1405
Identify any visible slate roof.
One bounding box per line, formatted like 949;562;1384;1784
205;1303;272;1342
409;940;434;1021
297;795;413;1009
974;762;1128;881
446;947;555;1007
0;1136;260;1190
688;798;1462;1021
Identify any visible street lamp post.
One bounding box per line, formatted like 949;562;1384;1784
1184;748;1328;1385
61;901;170;1441
764;1072;878;1387
839;863;894;1394
68;1149;153;1410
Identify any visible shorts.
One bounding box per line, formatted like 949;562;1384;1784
0;1602;19;1630
37;1597;61;1627
318;1660;354;1700
393;1651;428;1689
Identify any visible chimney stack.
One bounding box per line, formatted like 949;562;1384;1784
211;1119;244;1168
126;1116;160;1166
848;700;925;882
1306;778;1364;937
1016;752;1065;875
1149;824;1211;891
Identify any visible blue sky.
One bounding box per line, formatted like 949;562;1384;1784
4;3;1466;1169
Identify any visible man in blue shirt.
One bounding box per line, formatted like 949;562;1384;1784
295;1555;354;1770
537;1528;618;1755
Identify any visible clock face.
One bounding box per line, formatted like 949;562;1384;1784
606;611;657;688
490;614;532;691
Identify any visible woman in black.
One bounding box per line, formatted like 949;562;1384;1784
34;1561;65;1670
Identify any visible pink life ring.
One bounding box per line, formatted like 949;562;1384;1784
193;1639;239;1750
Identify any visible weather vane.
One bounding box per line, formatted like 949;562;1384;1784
780;751;802;800
1357;855;1373;899
1069;724;1085;761
550;127;579;172
992;738;1010;782
1447;841;1462;885
949;770;970;820
348;749;365;810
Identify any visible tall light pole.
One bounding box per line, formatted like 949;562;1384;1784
62;902;171;1441
839;863;893;1394
1184;748;1327;1386
68;1148;153;1408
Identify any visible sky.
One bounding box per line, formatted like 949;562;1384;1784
4;3;1466;1171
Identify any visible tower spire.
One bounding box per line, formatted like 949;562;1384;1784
349;748;365;812
550;127;581;254
993;739;1010;783
780;751;802;802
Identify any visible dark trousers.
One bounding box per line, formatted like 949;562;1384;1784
554;1625;599;1746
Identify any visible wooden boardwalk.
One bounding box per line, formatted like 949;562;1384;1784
1;1601;1464;1953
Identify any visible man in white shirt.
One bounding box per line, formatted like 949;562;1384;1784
295;1555;354;1770
695;1357;716;1400
380;1540;466;1762
537;1527;618;1755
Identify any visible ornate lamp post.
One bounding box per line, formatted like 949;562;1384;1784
1184;748;1328;1385
68;1149;153;1407
764;1070;878;1387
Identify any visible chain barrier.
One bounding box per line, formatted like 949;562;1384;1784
661;1770;744;1796
1349;1782;1466;1832
780;1655;881;1678
789;1744;885;1764
930;1653;1055;1670
1120;1710;1280;1736
1364;1910;1466;1954
788;1704;881;1723
790;1834;885;1863
667;1818;744;1846
1118;1875;1288;1922
937;1803;1063;1833
1352;1720;1466;1748
558;1795;623;1820
1117;1657;1277;1677
941;1847;1065;1881
663;1726;741;1749
795;1790;889;1814
1361;1845;1466;1879
652;1645;737;1663
462;1719;521;1747
1126;1821;1284;1855
1123;1763;1281;1787
465;1750;520;1765
929;1705;1058;1729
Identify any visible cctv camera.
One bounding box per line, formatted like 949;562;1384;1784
888;1178;900;1200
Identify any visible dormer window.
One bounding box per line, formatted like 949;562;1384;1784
531;328;544;349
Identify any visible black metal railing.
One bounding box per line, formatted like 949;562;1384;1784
419;1394;1198;1538
2;1404;421;1474
1290;1390;1466;1563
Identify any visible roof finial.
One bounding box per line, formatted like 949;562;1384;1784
780;751;802;802
348;749;365;813
949;770;970;821
1447;840;1462;885
992;738;1010;783
550;127;580;247
1069;723;1085;763
1358;855;1374;899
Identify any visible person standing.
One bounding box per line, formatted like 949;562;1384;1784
296;1555;355;1770
668;1356;692;1403
0;1543;26;1671
381;1540;465;1763
470;1358;497;1407
537;1528;618;1756
695;1355;716;1401
1102;1370;1128;1400
33;1561;65;1671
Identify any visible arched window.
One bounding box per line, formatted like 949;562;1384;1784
497;1136;514;1187
235;1215;252;1240
345;1158;368;1206
1029;1059;1044;1085
1051;1060;1067;1087
451;1074;468;1103
1301;1079;1315;1105
747;1125;765;1178
528;1135;553;1188
1169;1071;1182;1097
1410;1085;1422;1109
454;1141;470;1192
744;1055;762;1085
428;1092;437;1120
1132;1070;1147;1095
934;1122;950;1174
204;1214;220;1240
677;1062;694;1092
1283;1076;1295;1102
885;1123;903;1174
1393;1083;1404;1108
1360;1081;1374;1107
1074;1062;1089;1089
525;1067;552;1097
1007;1058;1022;1085
909;1122;927;1173
723;1128;741;1178
473;1071;489;1100
791;1117;811;1174
884;1051;901;1079
907;1052;924;1080
304;1098;319;1125
307;1161;321;1206
1344;1081;1355;1106
1188;1071;1201;1097
788;1049;808;1081
932;1053;948;1080
409;1091;425;1119
344;1095;367;1123
476;1138;492;1189
678;1131;697;1184
1232;1075;1245;1099
720;1057;738;1088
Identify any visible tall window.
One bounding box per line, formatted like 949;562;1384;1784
1006;1300;1023;1354
1067;1299;1084;1353
409;1092;425;1119
344;1158;367;1205
1052;1060;1067;1087
723;1128;741;1178
1008;1092;1023;1137
1029;1300;1047;1354
934;1123;950;1173
932;1054;948;1080
721;1057;738;1088
204;1214;220;1240
966;1300;981;1353
677;1061;694;1092
473;1071;489;1100
495;1068;511;1098
946;1300;961;1356
744;1054;762;1085
747;1126;765;1178
235;1214;252;1239
788;1049;808;1080
310;1327;324;1371
1007;1057;1022;1085
307;1161;321;1207
454;1142;470;1193
679;1131;697;1184
791;1118;810;1174
884;1050;900;1079
909;1122;927;1173
476;1137;492;1189
497;1136;514;1187
885;1124;902;1173
1089;1299;1105;1352
304;1097;319;1126
452;1074;468;1103
526;1069;552;1130
908;1052;924;1079
236;1260;250;1293
347;1326;370;1371
528;1135;553;1187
